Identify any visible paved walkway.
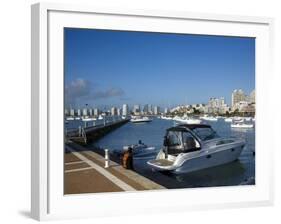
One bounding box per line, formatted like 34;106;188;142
64;144;165;194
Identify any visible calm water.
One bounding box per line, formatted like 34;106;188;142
67;117;255;188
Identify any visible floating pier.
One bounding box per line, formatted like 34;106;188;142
66;118;130;144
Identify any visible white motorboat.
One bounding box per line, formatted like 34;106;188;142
161;116;173;120
130;116;152;123
75;117;81;120
179;117;201;124
82;117;96;121
66;117;74;121
200;115;218;121
224;117;233;122
231;122;254;128
173;115;201;124
233;117;244;122
172;116;181;121
98;115;104;120
147;124;245;173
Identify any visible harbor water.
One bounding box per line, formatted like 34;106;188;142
66;117;255;188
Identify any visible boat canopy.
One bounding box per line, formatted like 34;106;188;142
167;124;211;132
166;124;219;141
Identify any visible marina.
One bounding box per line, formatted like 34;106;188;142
65;116;255;191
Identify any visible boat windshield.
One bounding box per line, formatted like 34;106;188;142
192;127;219;141
167;131;182;146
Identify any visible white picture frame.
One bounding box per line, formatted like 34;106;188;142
31;2;274;221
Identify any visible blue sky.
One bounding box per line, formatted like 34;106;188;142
64;28;255;109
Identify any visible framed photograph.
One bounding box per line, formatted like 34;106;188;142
31;2;274;221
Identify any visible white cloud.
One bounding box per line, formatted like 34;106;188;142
65;78;125;106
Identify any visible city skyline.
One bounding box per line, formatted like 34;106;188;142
65;88;255;113
65;28;255;108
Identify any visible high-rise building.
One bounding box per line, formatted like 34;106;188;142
88;108;93;116
250;89;255;103
143;104;149;114
122;104;129;116
232;89;245;108
77;109;81;117
164;108;169;114
111;107;117;116
82;108;88;116
64;109;69;116
154;106;160;115
133;104;140;114
117;108;122;116
148;104;153;114
208;97;228;114
70;109;75;116
93;108;99;116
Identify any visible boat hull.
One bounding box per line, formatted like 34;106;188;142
224;118;232;122
131;120;152;123
174;146;243;173
148;144;244;174
231;124;254;128
178;120;201;124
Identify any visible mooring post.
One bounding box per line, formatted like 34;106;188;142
104;149;110;168
84;121;87;128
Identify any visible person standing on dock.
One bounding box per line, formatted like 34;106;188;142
122;147;134;170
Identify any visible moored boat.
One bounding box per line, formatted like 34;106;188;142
147;124;245;173
224;117;233;122
66;117;74;121
200;115;218;121
231;122;254;128
82;117;96;121
173;115;201;124
161;116;173;120
130;116;152;123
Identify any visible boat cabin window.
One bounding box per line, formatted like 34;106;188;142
166;130;200;155
192;127;219;141
167;131;182;147
182;132;200;152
